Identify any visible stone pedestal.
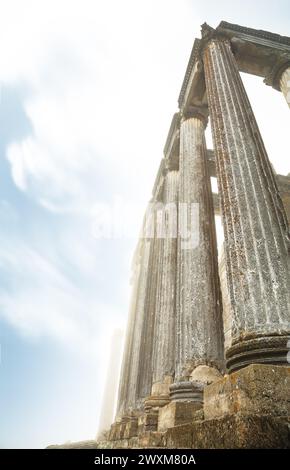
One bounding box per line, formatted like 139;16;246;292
138;411;159;434
204;364;290;420
158;401;202;432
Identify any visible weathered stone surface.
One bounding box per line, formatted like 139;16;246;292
151;377;172;397
116;237;151;416
176;110;224;379
218;245;233;350
169;381;204;403
280;67;290;107
123;418;138;439
152;171;179;385
203;36;290;371
190;365;223;385
158;401;201;432
138;411;159;434
109;422;121;441
163;414;290;449
136;217;164;406
204;364;290;420
137;432;165;449
98;22;290;454
216;21;290;82
165;424;194;449
144;395;170;412
192;414;290;449
277;173;290;225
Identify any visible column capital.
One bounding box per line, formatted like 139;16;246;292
264;57;290;91
200;23;232;57
181;105;208;127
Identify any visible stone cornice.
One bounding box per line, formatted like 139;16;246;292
216;21;290;85
178;39;201;109
163;113;181;160
218;21;290;49
152;158;166;202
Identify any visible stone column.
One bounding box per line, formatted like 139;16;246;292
116;236;151;417
175;107;224;382
203;36;290;372
280;67;290;108
143;170;179;409
157;111;224;432
136;217;163;407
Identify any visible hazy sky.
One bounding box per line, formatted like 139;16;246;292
0;0;289;448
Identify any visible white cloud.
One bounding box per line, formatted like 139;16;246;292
1;0;199;212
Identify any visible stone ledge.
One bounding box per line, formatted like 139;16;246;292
204;364;290;420
164;414;290;449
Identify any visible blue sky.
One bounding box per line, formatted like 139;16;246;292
0;0;289;448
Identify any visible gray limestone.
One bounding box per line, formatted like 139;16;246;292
152;170;179;385
203;36;290;371
176;110;224;379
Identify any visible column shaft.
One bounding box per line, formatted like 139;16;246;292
203;38;290;372
135;224;163;406
152;170;179;385
126;237;153;411
176;113;224;380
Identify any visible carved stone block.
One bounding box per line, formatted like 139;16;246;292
204;364;290;420
158;401;202;431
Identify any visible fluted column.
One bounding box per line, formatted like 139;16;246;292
116;236;151;417
203;36;290;372
280;67;290;108
152;170;179;386
175;108;224;383
135;212;163;407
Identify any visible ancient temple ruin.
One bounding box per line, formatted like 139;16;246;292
104;21;290;449
49;20;290;450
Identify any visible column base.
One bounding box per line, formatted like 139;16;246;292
144;395;170;411
169;381;204;403
226;335;290;372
